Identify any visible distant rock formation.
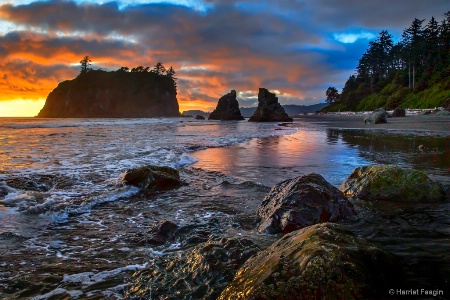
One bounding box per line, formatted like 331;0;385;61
239;103;328;117
195;115;205;120
208;90;244;120
181;110;209;118
248;88;293;122
37;70;180;118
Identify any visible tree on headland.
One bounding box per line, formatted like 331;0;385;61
325;87;340;104
152;62;166;75
79;56;92;74
165;66;176;79
118;66;130;72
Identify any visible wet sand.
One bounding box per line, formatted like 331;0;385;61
295;114;450;134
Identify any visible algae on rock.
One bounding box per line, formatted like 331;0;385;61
339;165;444;202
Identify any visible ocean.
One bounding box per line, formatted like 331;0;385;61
0;117;449;299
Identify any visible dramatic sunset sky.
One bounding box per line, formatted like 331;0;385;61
0;0;448;116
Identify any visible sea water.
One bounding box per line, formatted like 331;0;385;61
0;117;449;299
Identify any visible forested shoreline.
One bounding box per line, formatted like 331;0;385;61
324;11;450;112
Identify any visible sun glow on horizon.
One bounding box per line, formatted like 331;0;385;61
0;99;45;117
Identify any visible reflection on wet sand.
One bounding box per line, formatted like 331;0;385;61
193;127;450;186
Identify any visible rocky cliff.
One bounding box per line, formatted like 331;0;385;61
248;88;293;122
37;70;180;118
208;90;244;120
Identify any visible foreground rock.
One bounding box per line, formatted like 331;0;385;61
140;219;178;245
392;107;406;117
121;165;181;190
219;223;401;300
126;238;260;299
364;107;387;124
4;174;75;192
258;174;355;234
248;88;293;122
38;70;179;118
208;90;245;120
339;165;444;202
135;218;225;248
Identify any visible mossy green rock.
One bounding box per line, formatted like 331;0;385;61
126;238;260;299
339;165;444;202
219;223;401;300
121;165;180;190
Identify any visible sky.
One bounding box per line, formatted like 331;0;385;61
0;0;448;116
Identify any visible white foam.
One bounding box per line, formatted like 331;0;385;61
62;263;148;286
31;288;68;300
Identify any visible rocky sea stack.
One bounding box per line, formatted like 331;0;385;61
208;90;245;120
37;70;180;118
248;88;293;122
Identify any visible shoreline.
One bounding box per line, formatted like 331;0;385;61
293;114;450;134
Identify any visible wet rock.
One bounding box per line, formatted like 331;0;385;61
195;115;205;120
364;108;387;124
0;232;27;241
219;223;402;300
339;165;445;202
175;218;224;247
134;218;224;248
121;165;181;191
208;90;245;121
126;238;260;300
141;220;178;245
257;173;355;234
0;184;8;198
249;88;293;122
5;174;75;192
392;107;406;117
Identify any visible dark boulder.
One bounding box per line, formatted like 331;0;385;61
339;165;444;202
208;90;245;120
121;165;181;191
140;220;178;245
132;218;225;248
219;223;402;300
4;174;75;192
364;107;387;124
0;184;9;198
126;238;260;300
392;107;406;117
248;88;293;122
195;115;205;120
257;173;355;234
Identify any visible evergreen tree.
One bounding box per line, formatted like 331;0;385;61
79;56;92;74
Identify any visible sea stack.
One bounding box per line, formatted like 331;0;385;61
37;70;180;118
248;88;293;122
208;90;244;120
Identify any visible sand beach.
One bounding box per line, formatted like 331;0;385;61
295;114;450;134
